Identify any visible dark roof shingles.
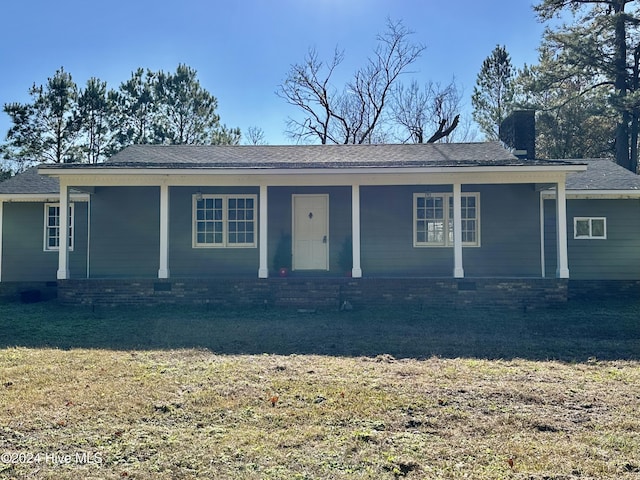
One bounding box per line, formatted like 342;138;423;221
0;166;59;194
565;158;640;190
46;142;533;169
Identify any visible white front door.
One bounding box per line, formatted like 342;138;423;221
292;194;329;270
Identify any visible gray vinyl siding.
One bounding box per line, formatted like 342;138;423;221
360;184;541;277
89;187;159;278
545;198;640;279
169;186;260;277
361;185;452;276
268;186;352;276
1;201;88;281
464;184;541;277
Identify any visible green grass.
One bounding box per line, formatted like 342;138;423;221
0;299;638;479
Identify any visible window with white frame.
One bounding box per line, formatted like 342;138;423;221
193;194;257;247
44;203;74;251
574;217;606;239
414;193;480;247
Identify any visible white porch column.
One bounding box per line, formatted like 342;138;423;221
258;184;269;278
0;201;3;282
555;180;570;278
57;180;70;280
158;183;170;279
452;183;464;278
351;184;362;278
539;192;546;278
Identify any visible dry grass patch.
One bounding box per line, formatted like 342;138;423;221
1;348;639;479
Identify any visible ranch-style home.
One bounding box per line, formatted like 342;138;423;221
0;139;639;307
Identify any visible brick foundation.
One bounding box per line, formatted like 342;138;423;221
53;277;572;309
568;280;640;300
0;281;58;303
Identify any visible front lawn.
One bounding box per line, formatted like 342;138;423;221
0;300;638;479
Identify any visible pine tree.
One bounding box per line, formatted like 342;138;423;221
78;77;112;163
109;68;158;149
533;0;640;172
3;67;81;165
472;45;515;140
154;64;239;145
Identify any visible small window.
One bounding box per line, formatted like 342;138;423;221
574;217;606;239
414;193;480;247
44;203;74;251
193;195;257;248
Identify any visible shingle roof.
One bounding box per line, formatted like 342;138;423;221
39;142;578;170
103;142;521;167
565;158;640;191
8;146;637;197
0;166;59;194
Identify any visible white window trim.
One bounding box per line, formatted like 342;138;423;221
574;217;607;240
44;203;74;252
413;192;480;248
192;194;258;248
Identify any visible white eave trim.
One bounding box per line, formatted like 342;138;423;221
38;164;587;177
541;189;640;199
0;193;90;202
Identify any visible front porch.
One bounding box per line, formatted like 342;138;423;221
50;178;574;282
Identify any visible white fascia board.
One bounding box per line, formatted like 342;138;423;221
38;165;583;188
39;164;587;177
0;193;90;202
541;189;640;199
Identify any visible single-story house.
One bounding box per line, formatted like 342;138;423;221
0;139;638;306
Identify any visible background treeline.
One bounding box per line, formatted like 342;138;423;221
2;1;640;176
472;0;640;174
1;64;241;168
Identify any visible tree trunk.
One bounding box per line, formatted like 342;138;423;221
631;42;640;173
614;1;632;170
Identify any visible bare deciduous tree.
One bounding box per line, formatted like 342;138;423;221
278;47;344;144
391;79;462;143
277;19;459;145
244;126;268;145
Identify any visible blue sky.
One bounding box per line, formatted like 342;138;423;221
0;0;547;145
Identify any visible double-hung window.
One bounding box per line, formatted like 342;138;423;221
193;195;257;248
574;217;606;239
44;203;74;251
414;193;480;247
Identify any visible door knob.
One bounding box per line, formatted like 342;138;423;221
323;235;327;243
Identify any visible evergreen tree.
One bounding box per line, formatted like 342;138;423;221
3;67;81;165
515;47;616;159
109;68;158;149
472;45;515;140
533;0;640;172
78;77;112;163
2;64;241;164
154;64;240;145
